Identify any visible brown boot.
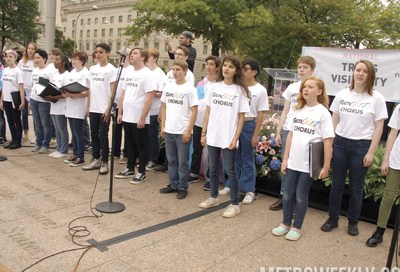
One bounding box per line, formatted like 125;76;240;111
269;197;283;211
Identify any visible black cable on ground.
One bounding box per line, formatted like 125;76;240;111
21;169;103;271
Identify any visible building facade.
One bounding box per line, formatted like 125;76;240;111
59;0;211;81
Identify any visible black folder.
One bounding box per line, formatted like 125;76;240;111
38;82;61;98
309;141;324;179
11;91;27;109
38;77;49;86
60;82;88;93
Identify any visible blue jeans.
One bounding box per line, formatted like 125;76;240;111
30;99;51;148
208;145;239;205
280;129;289;194
328;135;371;224
236;120;256;193
51;115;69;154
69;118;84;160
83;118;91;146
148;115;160;163
282;169;313;229
165;133;191;191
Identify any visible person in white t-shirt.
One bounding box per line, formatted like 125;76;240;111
221;59;268;204
159;60;198;199
83;43;117;175
116;47;155;183
18;42;37;141
44;54;70;159
270;56;316;211
272;76;334;241
199;55;250;218
29;49;57;154
62;51;91;167
153;46;195;173
188;55;220;190
321;59;388;236
145;48;167;170
0;50;25;149
366;104;400;247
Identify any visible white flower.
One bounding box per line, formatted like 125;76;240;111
271;133;276;138
261;136;267;141
266;125;271;130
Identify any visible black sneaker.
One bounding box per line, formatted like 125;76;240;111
348;223;359;236
69;158;85;167
203;181;211;191
115;168;135;179
159;185;178;194
176;190;188;199
0;138;6;145
130;173;146;184
320;217;338;232
9;142;22;149
154;165;168;172
188;175;199;184
3;141;15;149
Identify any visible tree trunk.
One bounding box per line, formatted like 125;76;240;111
211;43;220;57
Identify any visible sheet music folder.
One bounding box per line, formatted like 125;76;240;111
309;141;324;179
60;82;88;93
39;82;61;98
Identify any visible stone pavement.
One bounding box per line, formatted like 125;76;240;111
0;144;394;272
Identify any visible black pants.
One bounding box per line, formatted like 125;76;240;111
123;122;149;174
89;112;110;162
3;101;22;143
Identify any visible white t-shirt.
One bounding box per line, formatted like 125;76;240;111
204;82;250;149
65;67;91;119
247;83;269;118
17;59;34;92
114;65;131;108
330;88;388;140
122;66;155;124
165;69;195;87
50;71;69;115
89;63;117;113
388;104;400;170
195;77;215;127
161;81;198;134
287;104;335;173
149;66;166;116
1;67;24;102
282;81;301;130
30;66;57;103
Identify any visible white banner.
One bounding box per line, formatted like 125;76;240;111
302;46;400;102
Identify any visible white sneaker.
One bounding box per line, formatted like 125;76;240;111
222;204;240;218
53;153;68;159
199;197;220;209
242;192;255;204
218;186;230;196
49;151;59;157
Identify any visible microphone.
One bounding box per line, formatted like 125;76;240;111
116;46;130;56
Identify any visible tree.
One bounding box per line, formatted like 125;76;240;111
125;0;273;56
0;0;40;50
55;28;74;57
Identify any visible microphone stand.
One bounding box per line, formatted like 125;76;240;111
95;53;126;213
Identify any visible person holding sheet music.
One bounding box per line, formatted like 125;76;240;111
272;76;334;241
62;51;90;167
44;54;71;159
0;50;25;149
321;59;388;236
29;49;57;154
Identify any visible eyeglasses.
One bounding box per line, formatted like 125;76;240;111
242;67;252;72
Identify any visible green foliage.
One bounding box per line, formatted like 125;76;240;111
55;29;74;57
323;145;386;201
0;0;40;49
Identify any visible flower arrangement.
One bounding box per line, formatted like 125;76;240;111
255;113;282;179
